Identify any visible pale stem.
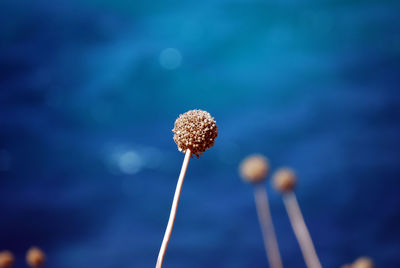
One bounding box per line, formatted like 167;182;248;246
254;184;284;268
283;193;322;268
156;149;191;268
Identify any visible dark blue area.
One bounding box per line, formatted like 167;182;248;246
1;0;400;267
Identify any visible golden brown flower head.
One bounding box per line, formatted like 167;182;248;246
352;257;374;268
0;251;14;268
273;168;297;193
172;109;218;158
239;155;269;183
26;247;45;268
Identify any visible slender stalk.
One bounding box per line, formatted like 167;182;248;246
254;184;283;268
156;149;192;268
283;193;322;268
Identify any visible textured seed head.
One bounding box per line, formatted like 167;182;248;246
273;168;297;193
26;247;45;268
172;109;218;158
239;155;269;183
353;257;374;268
0;251;14;268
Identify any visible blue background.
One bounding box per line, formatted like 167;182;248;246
1;0;400;267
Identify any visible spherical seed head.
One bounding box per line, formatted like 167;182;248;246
353;257;374;268
172;109;218;158
239;155;269;183
273;168;297;193
0;251;14;268
26;247;45;268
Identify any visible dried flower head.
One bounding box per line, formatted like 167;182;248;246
0;251;14;268
239;155;269;183
273;168;297;193
26;247;45;268
353;257;374;268
172;109;218;158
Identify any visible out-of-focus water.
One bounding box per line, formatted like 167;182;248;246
1;0;400;267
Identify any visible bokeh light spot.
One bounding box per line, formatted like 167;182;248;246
159;48;182;70
118;151;143;174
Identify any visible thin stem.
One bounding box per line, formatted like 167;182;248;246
254;184;283;268
156;149;192;268
283;193;322;268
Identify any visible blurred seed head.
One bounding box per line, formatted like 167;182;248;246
0;251;14;268
353;257;374;268
26;247;45;268
172;109;218;158
239;154;269;183
273;168;297;193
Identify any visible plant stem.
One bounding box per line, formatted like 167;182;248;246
254;184;283;268
156;149;191;268
283;193;322;268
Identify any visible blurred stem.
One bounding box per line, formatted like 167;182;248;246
254;184;283;268
283;193;322;268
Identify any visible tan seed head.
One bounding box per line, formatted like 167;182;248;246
0;251;14;268
239;155;269;183
353;257;374;268
26;247;45;268
273;168;297;193
172;109;218;158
